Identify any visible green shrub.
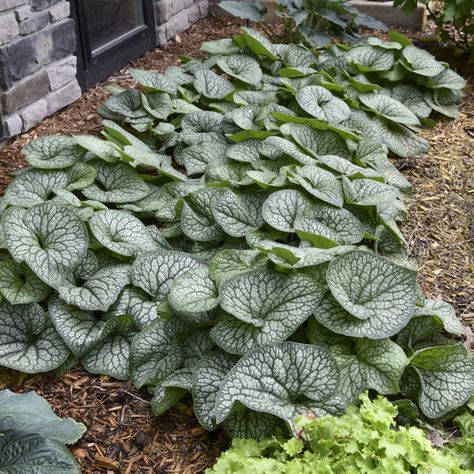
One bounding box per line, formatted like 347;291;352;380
393;0;474;58
208;393;473;473
0;29;472;438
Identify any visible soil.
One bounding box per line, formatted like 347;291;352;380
0;15;472;474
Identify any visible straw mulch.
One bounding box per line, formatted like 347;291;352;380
0;15;472;473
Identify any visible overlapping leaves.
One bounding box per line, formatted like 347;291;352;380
0;28;471;437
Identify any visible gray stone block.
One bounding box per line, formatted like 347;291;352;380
3;113;23;137
0;0;27;12
0;48;12;89
45;79;81;114
20;98;48;130
155;0;193;23
47;55;77;90
187;3;201;24
49;1;69;22
18;12;49;35
35;19;76;67
198;0;209;17
1;69;50;113
14;5;30;21
30;0;61;12
156;8;190;44
0;12;19;45
5;35;40;81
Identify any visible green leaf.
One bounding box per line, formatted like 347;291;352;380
296;86;351;123
285;164;344;207
89;210;159;256
401;45;445;77
200;38;241;55
218;1;265;21
342;176;400;206
0;257;49;305
0;430;81;474
388;85;431;119
410;344;474;418
2;203;88;288
193;68;235;99
211;269;324;354
129;317;183;388
217;55;262;85
129;68;178;94
0;390;86;444
212;190;266;237
82;161;151;203
209;249;267;285
75;135;121;162
223;409;280;439
58;264;131;312
240;28;277;60
359;93;420;126
378;120;429;158
0;301;69;373
263;136;314;165
429;68;466;90
327;251;417;322
131;250;205;301
346;45;395;72
23;135;86;170
413;299;465;335
192;350;236;430
215;342;340;424
169;266;219;315
81;314;136;380
180;141;228;176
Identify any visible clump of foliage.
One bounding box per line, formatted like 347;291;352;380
393;0;473;58
208;393;473;473
219;0;388;47
0;28;472;438
0;389;85;473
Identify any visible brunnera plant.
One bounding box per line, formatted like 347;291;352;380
0;28;472;439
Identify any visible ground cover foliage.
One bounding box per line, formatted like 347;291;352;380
0;28;472;438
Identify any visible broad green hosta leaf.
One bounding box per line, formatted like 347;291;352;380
280;123;351;159
410;344;474;418
378;121;429;158
223;409;280;439
82;161;151;203
429;67;466;90
211;269;324;354
240;27;277;60
169;266;219;316
2;203;88;288
294;203;365;247
262;189;313;232
342;176;400;206
227;105;259;130
193;68;235;99
0;257;49;304
23;135;86;169
89;210;158;256
192;350;236;430
75;134;121;162
309;323;407;403
212;190;266;237
233;90;278;106
217;55;262;85
0;430;81;474
180;111;227;144
81;314;136;380
181;187;225;242
359;93;420;126
132;250;205;301
296;86;351;123
207;161;255;187
142;92;173;120
346;45;395;72
388;85;431;119
209;249;267;284
401;46;444;77
129;317;183;388
200;38;241;55
327;251;417;322
58;264;131;312
263;136;314;165
129;68;178;94
413;299;464;335
285;164;344;207
226;138;282;163
0;390;86;444
179;141;228;175
317;154;381;180
49;297;107;356
215;342;340;425
0;301;69;372
3;164;96;208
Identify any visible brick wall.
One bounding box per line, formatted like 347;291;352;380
0;0;80;139
0;0;209;142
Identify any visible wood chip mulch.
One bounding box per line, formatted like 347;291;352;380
0;15;473;473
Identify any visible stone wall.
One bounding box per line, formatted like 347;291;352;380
0;0;80;139
154;0;209;44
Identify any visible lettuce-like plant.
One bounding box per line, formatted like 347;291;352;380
0;29;472;438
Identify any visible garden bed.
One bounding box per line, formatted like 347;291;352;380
0;15;473;473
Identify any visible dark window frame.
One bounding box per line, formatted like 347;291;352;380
70;0;156;90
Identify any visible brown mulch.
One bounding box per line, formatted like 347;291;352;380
0;14;473;473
